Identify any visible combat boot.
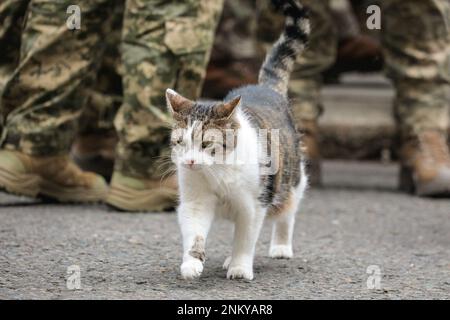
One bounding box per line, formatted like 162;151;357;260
300;120;322;187
0;150;108;202
106;171;178;212
323;35;383;83
399;130;450;197
71;131;117;181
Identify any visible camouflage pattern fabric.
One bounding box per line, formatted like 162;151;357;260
78;0;124;135
382;0;450;137
0;0;123;137
0;0;114;155
289;0;450;137
202;0;261;99
289;0;337;123
114;0;224;179
254;0;285;59
0;0;223;180
0;1;28;109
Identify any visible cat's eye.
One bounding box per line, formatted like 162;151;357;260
201;141;213;149
171;137;184;146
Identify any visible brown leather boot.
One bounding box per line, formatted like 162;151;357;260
0;150;108;202
300;120;322;187
322;35;383;83
399;130;450;197
70;131;117;181
106;171;178;212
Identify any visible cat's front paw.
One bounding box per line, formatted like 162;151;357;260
180;260;203;280
269;245;293;259
227;264;254;281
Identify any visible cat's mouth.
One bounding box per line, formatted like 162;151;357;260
181;163;203;171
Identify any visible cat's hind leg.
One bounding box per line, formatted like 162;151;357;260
269;163;308;259
269;192;300;259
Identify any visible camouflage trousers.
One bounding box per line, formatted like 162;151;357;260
78;0;124;136
0;0;223;179
0;0;123;136
290;0;450;138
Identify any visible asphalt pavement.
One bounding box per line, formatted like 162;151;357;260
0;161;449;299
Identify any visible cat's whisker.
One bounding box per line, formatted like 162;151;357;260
152;153;171;159
159;167;177;186
156;160;174;171
154;156;176;171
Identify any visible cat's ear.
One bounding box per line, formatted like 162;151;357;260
166;89;194;114
215;95;241;119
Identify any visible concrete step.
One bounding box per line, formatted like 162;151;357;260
318;73;450;160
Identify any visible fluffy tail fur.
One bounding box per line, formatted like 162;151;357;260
258;0;310;96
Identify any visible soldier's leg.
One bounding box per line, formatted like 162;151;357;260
176;0;225;100
77;0;124;137
0;0;113;202
203;0;260;99
73;0;125;180
289;0;337;125
382;0;450;196
107;0;224;212
0;0;29;95
288;0;338;186
1;0;112;156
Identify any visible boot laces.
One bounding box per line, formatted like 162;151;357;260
418;131;450;164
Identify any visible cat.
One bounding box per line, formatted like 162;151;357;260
166;0;310;280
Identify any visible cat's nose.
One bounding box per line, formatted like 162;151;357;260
187;159;195;168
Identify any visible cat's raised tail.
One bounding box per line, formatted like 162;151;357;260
258;0;310;97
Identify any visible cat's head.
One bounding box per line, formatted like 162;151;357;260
166;89;241;170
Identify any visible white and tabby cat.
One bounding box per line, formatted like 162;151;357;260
166;0;310;280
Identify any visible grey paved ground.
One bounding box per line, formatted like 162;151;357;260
0;160;449;300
